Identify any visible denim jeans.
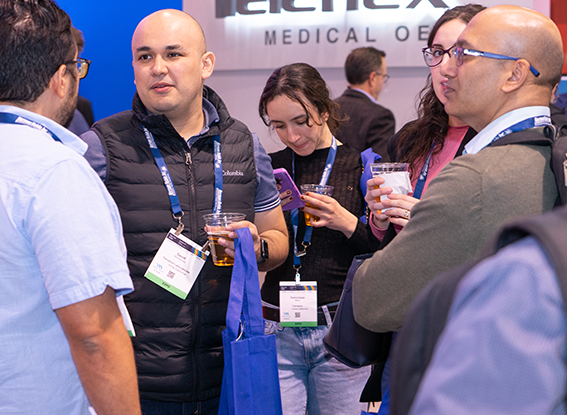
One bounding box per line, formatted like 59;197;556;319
265;320;371;415
140;396;220;415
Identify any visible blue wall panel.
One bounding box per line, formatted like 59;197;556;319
57;0;183;121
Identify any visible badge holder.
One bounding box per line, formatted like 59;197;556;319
141;126;222;299
145;228;209;300
279;280;318;327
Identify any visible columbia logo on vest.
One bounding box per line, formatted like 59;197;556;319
223;170;244;176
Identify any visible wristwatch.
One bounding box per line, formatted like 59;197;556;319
258;238;269;264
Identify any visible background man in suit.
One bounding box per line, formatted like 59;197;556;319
334;47;395;160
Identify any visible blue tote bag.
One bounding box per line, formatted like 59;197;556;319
217;228;283;415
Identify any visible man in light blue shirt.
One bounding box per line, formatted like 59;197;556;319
0;1;140;414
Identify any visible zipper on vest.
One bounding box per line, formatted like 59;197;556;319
184;150;199;241
184;148;200;398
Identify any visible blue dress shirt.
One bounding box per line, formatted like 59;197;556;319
0;105;133;414
409;237;567;415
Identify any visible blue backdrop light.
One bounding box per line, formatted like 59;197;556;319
57;0;183;122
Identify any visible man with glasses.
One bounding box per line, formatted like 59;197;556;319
335;47;395;159
353;5;562;340
0;1;140;414
387;8;567;414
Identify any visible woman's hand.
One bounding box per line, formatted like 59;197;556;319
380;193;420;228
365;176;392;229
276;184;294;208
300;192;358;238
366;177;419;229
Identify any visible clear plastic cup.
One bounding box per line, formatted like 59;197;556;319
369;163;411;212
299;184;334;226
202;213;246;266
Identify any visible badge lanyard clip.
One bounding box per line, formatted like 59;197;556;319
173;211;185;236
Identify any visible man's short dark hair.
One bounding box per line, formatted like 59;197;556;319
344;47;386;85
0;0;76;103
72;27;85;54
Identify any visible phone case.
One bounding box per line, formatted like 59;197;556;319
273;168;305;211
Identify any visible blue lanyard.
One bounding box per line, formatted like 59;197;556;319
490;115;552;145
413;141;436;200
291;136;337;282
0;112;62;143
142;125;223;233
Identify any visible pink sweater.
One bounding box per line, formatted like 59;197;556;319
370;125;469;240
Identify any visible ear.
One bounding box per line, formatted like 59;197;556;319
501;59;530;93
201;51;215;81
48;64;69;99
320;111;330;124
367;71;377;88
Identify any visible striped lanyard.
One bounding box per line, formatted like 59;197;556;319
291;136;337;282
0;112;62;143
142;125;223;234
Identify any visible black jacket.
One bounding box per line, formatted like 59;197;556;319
92;86;257;402
335;89;395;160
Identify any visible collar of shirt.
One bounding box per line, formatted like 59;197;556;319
348;87;378;105
187;97;220;148
464;106;550;155
0;104;88;156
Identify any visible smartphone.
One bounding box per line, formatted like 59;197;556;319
273;168;305;211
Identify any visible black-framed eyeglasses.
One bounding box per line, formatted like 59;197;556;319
376;72;390;84
64;58;91;79
450;46;540;77
422;46;453;68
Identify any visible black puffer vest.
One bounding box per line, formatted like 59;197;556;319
92;86;257;402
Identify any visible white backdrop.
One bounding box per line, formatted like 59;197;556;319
185;0;547;154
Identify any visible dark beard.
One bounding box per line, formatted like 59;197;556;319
57;74;78;128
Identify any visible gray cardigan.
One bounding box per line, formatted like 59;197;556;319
353;130;558;332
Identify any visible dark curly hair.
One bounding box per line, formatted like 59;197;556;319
396;4;485;178
0;0;76;103
259;63;345;134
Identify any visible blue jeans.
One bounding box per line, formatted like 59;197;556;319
140;397;220;415
265;320;370;415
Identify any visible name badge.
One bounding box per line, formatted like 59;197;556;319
144;229;209;299
279;281;317;327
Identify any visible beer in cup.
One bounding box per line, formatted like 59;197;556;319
299;184;334;226
202;213;246;266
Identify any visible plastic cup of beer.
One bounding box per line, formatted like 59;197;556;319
369;163;411;212
299;184;334;226
202;213;246;266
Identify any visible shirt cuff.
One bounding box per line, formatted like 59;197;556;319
369;212;388;241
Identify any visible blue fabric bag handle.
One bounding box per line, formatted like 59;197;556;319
218;228;283;415
225;228;264;341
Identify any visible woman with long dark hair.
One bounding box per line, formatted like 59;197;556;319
367;4;485;240
258;63;372;415
361;5;486;412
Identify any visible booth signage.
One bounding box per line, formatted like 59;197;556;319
184;0;536;70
